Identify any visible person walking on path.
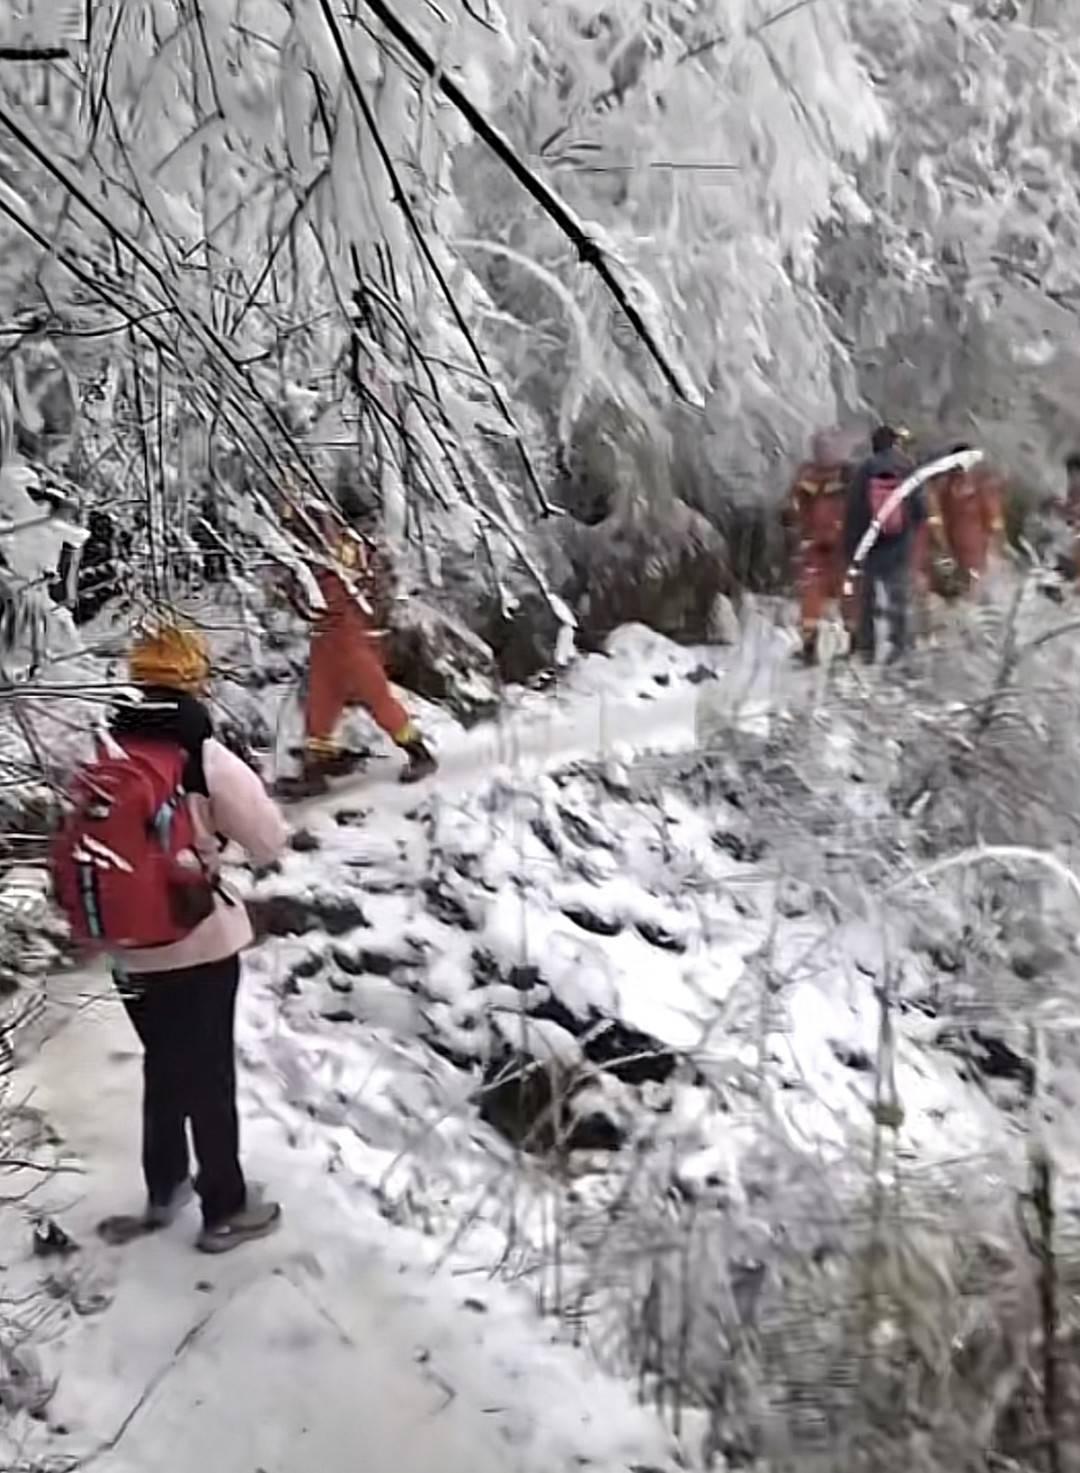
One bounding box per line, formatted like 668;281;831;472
933;444;1006;592
786;431;853;666
285;490;437;794
844;425;924;664
90;625;287;1252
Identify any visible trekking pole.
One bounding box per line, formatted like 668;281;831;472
842;448;985;599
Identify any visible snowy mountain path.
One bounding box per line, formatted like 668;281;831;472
8;622;809;1473
13;969;675;1473
286;613;794;824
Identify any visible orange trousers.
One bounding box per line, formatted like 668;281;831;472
942;510;990;586
305;613;411;754
798;545;850;638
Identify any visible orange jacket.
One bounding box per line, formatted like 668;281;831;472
937;466;1005;575
290;507;386;633
789;462;847;551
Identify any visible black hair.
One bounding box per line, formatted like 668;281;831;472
1065;453;1080;474
337;482;375;524
871;425;898;454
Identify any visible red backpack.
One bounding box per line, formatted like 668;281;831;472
51;739;214;951
868;471;907;539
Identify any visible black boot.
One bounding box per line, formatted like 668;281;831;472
313;747;367;779
399;737;437;785
798;632;819;667
275;765;329;800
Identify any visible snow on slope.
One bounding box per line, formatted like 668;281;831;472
5;621;786;1473
4;972;675;1473
4;614;1045;1470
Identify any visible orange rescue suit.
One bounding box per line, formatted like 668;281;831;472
789;461;850;642
304;530;412;757
936;465;1005;588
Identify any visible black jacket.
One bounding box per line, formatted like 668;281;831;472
109;686;214;796
844;448;925;564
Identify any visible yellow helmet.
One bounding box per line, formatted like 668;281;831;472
129;624;211;693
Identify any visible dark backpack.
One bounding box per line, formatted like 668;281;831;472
51;738;213;950
868;471;907;539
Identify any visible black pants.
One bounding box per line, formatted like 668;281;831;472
856;556;909;661
115;955;246;1228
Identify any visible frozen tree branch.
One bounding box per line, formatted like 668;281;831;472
352;0;699;405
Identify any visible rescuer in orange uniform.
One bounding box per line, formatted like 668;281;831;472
787;432;851;665
283;489;437;793
934;444;1006;592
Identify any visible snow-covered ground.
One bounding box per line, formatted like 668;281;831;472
3;620;789;1473
5;610;1076;1471
3;969;676;1473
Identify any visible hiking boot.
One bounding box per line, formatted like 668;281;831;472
197;1198;282;1255
312;747;367;779
98;1179;195;1245
399;737;437;785
275;768;328;800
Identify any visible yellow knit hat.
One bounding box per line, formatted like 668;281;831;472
129;624;211;693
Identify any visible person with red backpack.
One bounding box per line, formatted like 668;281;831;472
51;624;287;1252
844;425;924;664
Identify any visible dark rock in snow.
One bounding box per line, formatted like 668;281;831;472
479;586;567;685
289;829;322;854
283;952;324;995
290;952;324;981
479;1052;562;1149
583;1019;677;1085
385;598;499;726
557;805;616;850
321;1009;356;1026
250;893;368;938
568;1108;625;1151
33;1219;78;1258
936;1026;1035;1093
422;876;477;931
478;1050;626;1152
563;905;623;937
712;828;766;864
471;948;502;988
529;816;563;858
635;919;687;953
332;944;407;977
525;987;587;1036
559;495;730;646
334;808;370;827
829;1042;874;1073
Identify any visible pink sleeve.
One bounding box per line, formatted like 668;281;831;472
202;738;288;864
